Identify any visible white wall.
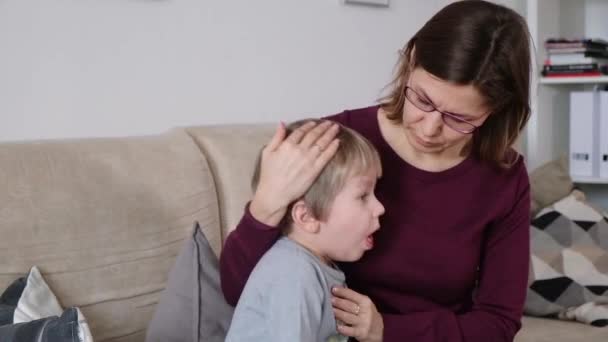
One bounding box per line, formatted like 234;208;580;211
585;0;608;39
0;0;523;142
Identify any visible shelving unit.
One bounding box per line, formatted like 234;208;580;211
571;176;608;185
539;76;608;85
525;0;608;208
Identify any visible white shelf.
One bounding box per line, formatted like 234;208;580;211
540;76;608;85
525;0;608;209
526;0;608;171
572;176;608;185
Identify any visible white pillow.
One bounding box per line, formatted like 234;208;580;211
13;266;62;323
13;266;93;342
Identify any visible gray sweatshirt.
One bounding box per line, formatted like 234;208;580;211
225;237;349;342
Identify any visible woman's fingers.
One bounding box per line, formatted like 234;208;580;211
266;122;287;152
332;296;359;315
313;139;340;171
285;121;316;144
299;121;334;148
311;122;340;150
331;286;382;341
250;120;340;226
332;286;367;304
336;321;358;338
333;308;359;326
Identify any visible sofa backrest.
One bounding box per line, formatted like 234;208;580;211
186;124;275;240
0;129;221;342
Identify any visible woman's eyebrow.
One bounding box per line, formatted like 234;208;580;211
416;86;473;119
415;86;437;107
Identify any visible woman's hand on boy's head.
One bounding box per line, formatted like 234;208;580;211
332;286;383;342
250;121;340;226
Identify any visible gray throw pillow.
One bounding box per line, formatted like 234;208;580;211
146;222;233;342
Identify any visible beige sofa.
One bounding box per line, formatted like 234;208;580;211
0;124;605;341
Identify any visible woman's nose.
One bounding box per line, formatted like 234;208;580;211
421;110;444;137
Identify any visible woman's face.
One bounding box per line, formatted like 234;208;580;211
402;67;490;157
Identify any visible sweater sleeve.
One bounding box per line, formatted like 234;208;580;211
382;163;531;341
219;203;282;306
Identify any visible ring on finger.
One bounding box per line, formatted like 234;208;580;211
313;143;324;152
354;304;360;315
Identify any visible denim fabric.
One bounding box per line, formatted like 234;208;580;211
0;276;26;326
0;307;79;342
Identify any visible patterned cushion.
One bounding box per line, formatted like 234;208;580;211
525;190;608;327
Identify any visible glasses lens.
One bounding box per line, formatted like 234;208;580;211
442;115;476;134
406;87;478;134
406;88;433;112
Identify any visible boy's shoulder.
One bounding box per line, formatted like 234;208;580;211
252;237;325;281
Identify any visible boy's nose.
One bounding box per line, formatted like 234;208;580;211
375;199;385;216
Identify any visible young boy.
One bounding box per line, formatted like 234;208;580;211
225;119;385;342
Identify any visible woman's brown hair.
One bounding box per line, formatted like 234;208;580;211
380;0;531;169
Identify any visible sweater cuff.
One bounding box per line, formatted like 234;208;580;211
243;202;280;231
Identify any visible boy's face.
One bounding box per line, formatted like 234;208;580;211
318;168;385;263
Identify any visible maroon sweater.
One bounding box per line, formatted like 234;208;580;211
220;106;530;341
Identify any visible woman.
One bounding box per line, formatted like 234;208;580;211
220;1;532;341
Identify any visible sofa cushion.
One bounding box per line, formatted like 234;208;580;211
516;316;608;342
528;156;573;217
525;190;608;327
186;124;275;239
0;129;221;341
146;221;232;342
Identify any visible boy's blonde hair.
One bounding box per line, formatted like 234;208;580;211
251;119;382;230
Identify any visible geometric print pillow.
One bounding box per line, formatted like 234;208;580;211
525;190;608;327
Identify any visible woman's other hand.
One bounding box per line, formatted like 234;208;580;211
250;120;340;226
332;286;384;342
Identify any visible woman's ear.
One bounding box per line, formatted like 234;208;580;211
291;200;320;234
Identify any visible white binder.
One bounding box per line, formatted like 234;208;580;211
569;91;597;178
600;91;608;179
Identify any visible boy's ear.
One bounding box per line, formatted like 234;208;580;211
291;200;320;234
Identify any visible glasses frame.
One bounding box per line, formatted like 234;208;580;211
404;86;482;134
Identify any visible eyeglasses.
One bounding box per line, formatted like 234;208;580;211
404;86;482;134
